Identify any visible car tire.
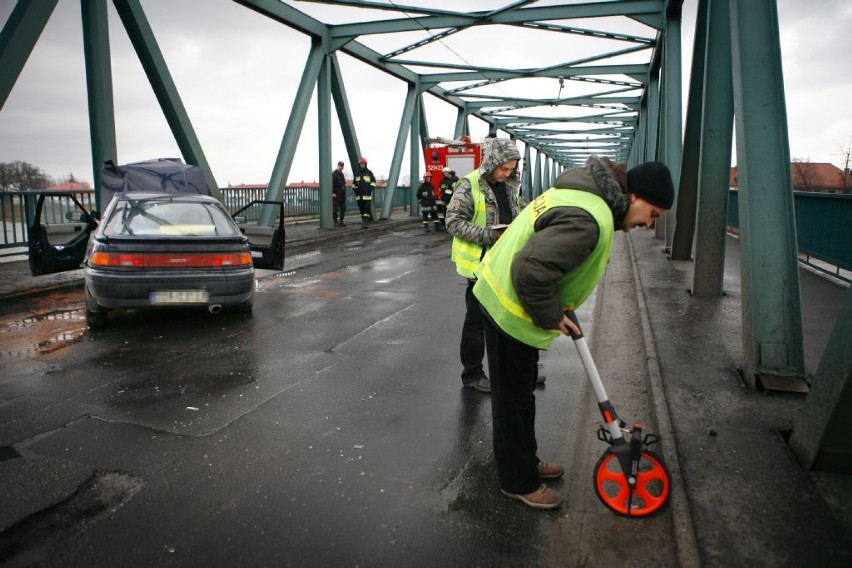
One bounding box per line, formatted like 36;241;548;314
85;286;108;328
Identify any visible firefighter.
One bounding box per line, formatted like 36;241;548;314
437;166;454;228
417;173;442;232
353;157;377;228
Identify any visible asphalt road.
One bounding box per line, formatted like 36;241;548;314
0;221;682;567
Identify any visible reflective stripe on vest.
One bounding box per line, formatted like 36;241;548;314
473;188;614;349
450;170;487;279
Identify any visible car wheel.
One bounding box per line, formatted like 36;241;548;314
85;286;108;328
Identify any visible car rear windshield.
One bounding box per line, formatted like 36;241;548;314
102;198;240;237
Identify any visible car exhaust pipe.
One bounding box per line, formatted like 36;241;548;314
208;304;223;315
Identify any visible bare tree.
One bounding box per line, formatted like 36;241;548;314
791;157;817;191
835;138;851;191
0;161;53;191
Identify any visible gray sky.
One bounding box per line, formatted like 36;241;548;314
1;0;850;187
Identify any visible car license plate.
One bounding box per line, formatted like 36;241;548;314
149;289;209;304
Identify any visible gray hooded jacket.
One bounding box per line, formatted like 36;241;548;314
510;155;629;330
445;138;524;249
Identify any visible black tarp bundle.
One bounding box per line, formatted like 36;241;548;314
100;158;210;208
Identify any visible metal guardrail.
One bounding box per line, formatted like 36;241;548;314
1;186;412;255
220;184;411;222
3;187;845;281
727;190;851;282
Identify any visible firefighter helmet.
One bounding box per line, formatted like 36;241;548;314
442;166;451;173
358;157;368;164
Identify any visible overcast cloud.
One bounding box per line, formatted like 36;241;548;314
0;0;850;187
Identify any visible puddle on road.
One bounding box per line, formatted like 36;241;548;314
0;308;88;360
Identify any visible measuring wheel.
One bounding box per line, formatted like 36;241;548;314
593;448;671;517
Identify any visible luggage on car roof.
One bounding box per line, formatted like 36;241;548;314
100;158;211;206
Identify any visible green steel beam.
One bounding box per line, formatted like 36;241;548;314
645;70;660;160
81;0;116;209
418;93;430;148
380;28;460;61
533;150;542;195
661;2;683;248
421;63;649;84
260;39;324;225
518;21;653;45
234;0;325;37
329;54;362;172
409;95;422;216
392;43;650;75
318;55;333;229
522;144;532;200
789;289;852;473
691;0;734;297
382;83;418;220
730;0;805;389
671;0;710;261
0;0;58;111
453;107;468;139
326;1;665;37
113;0;220;200
445;74;642;96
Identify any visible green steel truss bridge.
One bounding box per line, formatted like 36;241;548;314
2;0;850;469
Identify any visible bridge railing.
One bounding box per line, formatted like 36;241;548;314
221;184;411;222
1;185;412;257
4;188;846;280
727;190;851;282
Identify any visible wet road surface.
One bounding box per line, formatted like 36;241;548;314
1;223;682;567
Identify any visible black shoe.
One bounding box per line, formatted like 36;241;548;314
464;377;491;393
536;373;546;385
339;221;346;227
424;226;430;232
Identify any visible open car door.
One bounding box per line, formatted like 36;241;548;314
28;192;98;276
232;200;286;270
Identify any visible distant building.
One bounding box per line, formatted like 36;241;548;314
47;181;92;191
729;163;850;194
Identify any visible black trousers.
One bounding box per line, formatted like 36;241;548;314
356;196;373;222
482;309;541;494
460;280;486;383
421;207;439;225
332;193;346;222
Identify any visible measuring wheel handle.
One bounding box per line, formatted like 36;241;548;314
564;308;673;518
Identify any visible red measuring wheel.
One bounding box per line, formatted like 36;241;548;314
593;448;671;517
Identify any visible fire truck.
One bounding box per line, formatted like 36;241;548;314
422;136;482;199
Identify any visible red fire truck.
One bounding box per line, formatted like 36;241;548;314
422;136;482;199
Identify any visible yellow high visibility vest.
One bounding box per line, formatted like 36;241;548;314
450;170;487;279
474;188;614;349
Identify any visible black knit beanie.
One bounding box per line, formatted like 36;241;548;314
626;161;675;209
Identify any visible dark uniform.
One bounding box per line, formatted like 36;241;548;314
332;163;347;227
353;158;377;228
417;176;442;232
437;168;454;228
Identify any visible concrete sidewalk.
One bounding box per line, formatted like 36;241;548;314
625;230;851;566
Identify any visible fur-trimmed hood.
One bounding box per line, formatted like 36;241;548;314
552;156;629;230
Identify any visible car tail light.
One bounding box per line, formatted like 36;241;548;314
90;252;252;268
